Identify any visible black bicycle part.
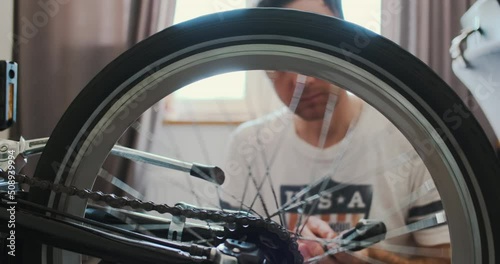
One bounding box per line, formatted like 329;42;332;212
339;219;387;251
217;239;265;264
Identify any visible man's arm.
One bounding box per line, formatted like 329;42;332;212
365;244;451;264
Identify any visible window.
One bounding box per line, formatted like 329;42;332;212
172;0;250;103
164;0;260;123
164;0;382;123
343;0;381;34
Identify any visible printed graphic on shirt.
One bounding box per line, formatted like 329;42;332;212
280;179;373;233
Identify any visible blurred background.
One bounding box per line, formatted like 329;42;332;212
0;0;497;203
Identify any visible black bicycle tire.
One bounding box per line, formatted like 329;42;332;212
27;8;499;264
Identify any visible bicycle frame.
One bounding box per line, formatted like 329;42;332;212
0;203;199;263
0;135;248;263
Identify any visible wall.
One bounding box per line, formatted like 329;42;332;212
0;0;13;139
0;1;13;60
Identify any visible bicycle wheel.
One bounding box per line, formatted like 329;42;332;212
27;8;499;264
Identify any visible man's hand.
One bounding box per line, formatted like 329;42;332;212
296;216;450;263
297;216;367;263
297;216;335;260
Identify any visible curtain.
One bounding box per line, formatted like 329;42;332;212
380;0;497;146
381;0;474;99
108;0;177;194
13;0;177;183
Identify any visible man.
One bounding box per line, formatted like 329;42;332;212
221;0;450;263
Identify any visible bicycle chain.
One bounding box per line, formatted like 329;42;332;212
11;173;303;263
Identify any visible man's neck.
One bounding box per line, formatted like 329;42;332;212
294;95;363;148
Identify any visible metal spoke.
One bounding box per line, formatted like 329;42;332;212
297;92;342;235
384;211;447;241
245;164;272;219
98;168;145;200
240;81;292;224
238;166;252;212
184;226;216;247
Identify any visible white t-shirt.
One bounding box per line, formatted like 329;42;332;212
221;103;450;248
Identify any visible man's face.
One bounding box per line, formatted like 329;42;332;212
285;0;338;17
270;72;342;121
268;0;342;121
